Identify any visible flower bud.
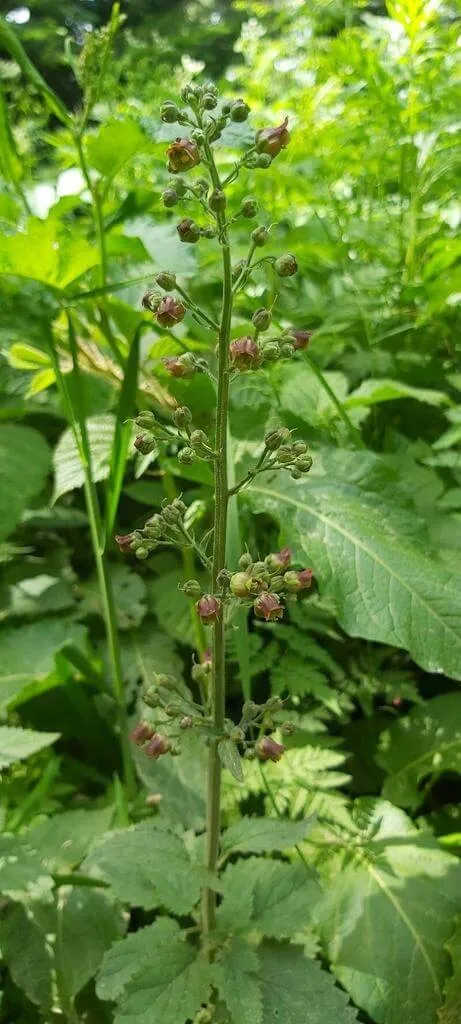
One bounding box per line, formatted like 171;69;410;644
161;503;183;524
275;253;298;277
156;296;186;328
291;330;312;351
174;177;188;197
232;259;248;282
257;154;272;169
281;721;296;735
295;455;313;473
182;579;202;599
262;341;280;362
239;552;253;570
292;440;307;456
253;592;284;621
270;574;285;591
190;428;209;449
201;226;217;239
161;100;180;123
134;432;156;455
229;336;261;371
264;428;291;451
191;661;211;685
230;571;251;598
256;117;290;157
163;353;196;378
145;733;172;760
246;574;268;596
135;546;149;559
155;271;177;290
143;687;161;708
266;547;292;571
142;289;162;312
230;727;245;742
167;137;200;173
284;568;313;592
202;91;218;110
130;721;155;746
230;98;250;122
290;468;302;480
195;594;221;624
173;405;192;429
242;700;259;718
164;702;182;717
177;218;201;243
251;225;270;247
255;736;285;762
144;513;164;538
240;196;258;218
276;444;294;464
252;307;272;332
162;187;179;208
180;715;194;729
178;447;196;464
280;343;295;359
154;672;177;690
135;411;156;430
191;128;205;144
217;568;232;590
115;532;135;553
209;189;226;212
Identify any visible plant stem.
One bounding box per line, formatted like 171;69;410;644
201;139;233;939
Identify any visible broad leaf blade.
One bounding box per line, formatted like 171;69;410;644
259;942;358;1023
0;726;59;768
0;424;50;541
221;816;315;855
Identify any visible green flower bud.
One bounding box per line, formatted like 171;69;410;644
230;727;245;742
230;98;250;122
295;455;313;473
136;546;149;559
240;196;258;218
209;189;226;212
276;445;294;464
275;253;298;277
264;427;291;451
191;661;211;685
160;100;180;123
230;571;251;598
280;342;295;359
134;432;156;455
143;687;161;708
262;341;280;362
181;579;202;598
252;307;272;332
290;468;302;479
292;440;308;455
172;406;192;429
162;188;179;208
201;226;217;239
174;177;188;198
239;552;253;570
135;411;156;430
251;225;270;247
178;446;196;465
180;715;194;729
190;429;209;448
256;153;272;169
217;568;232;590
202;91;218;110
155;271;177;290
270;575;285;591
281;721;296;735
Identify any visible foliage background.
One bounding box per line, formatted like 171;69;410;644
0;0;461;1022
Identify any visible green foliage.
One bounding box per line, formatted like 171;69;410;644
377;694;461;809
0;725;59;768
0;424;50;541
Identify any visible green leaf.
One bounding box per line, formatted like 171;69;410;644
56;887;125;1004
0;424;50;541
0;726;59;768
121;624;183;687
219;739;244;782
247;454;461;680
86;120;150;181
83;820;213;914
439;919;461;1023
241;743;351;820
344;378;450;409
279;363;350;428
80;564;147;631
52;415;116;502
25;806;115;871
0;572;75;622
314;799;461;1024
132;730;206;831
213;937;262;1024
104;325;140;544
0;18;71;126
0;217;98;289
96;918;178;1002
221;816;315;855
0;902;52;1010
0;834;52;898
0;617;88;708
258;942;358;1024
219;858;320;938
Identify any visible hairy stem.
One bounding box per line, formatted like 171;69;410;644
201;140;233;939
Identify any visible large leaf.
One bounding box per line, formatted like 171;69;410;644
259;942;358;1024
0;726;59;769
52;414;115;502
25;806;114;871
55;887;125;1005
218;858;320;938
97;919;177;1003
0;424;50;541
314;800;461;1024
86;119;150;181
377;693;461;809
221;816;316;856
439;919;461;1023
0;617;88;708
0;902;52;1010
246;451;461;680
0;834;53;898
213;937;262;1024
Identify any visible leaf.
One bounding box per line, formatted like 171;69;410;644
121;624;183;687
0;216;98;289
0;617;88;708
52;415;115;502
80;564;147;631
0;834;52;898
241;743;351;820
439;919;461;1023
0;902;52;1009
0;19;71;126
221;816;316;855
258;942;358;1024
0;572;75;622
0;424;50;541
104;325;140;544
86;120;150;181
132;730;206;831
279;363;350;427
97;918;178;1002
213;937;262;1024
25;806;115;871
377;694;461;809
56;887;125;1003
219;858;320;938
344;378;450;409
82;820;212;914
219;739;244;782
314;799;461;1024
247;453;461;681
0;726;59;768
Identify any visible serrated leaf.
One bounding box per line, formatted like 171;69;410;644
0;617;88;708
439;918;461;1022
25;806;115;871
247;452;461;680
219;739;244;782
221;816;315;855
56;887;125;1003
242;743;351;820
213;937;262;1024
377;694;461;809
52;415;115;502
259;942;358;1023
83;820;212;914
219;858;320;938
97;918;179;1002
314;799;461;1024
0;424;50;541
0;902;52;1009
0;834;53;899
0;726;59;768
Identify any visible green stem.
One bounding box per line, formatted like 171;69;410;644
304;353;365;448
201;138;233;939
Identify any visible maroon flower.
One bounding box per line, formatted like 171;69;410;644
284;569;313;592
266;547;292;571
167;137;200;173
177;218;201;243
229;336;261;371
115;533;135;553
195;594;221;624
255;736;285;762
163;354;195;378
130;721;155;746
156;296;186;328
253;592;284;621
256;117;290;158
145;733;172;759
291;330;312;351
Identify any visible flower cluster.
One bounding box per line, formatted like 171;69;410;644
116;497;196;561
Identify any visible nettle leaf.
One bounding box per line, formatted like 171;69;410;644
97;918;178;1002
0;617;88;708
0;424;50;542
25;806;115;871
52;415;115;502
56;887;125;1004
82;820;213;914
221;816;316;856
218;858;320;938
377;693;461;809
247;453;461;681
0;725;59;768
439;918;461;1023
314;799;461;1024
213;937;262;1024
259;942;358;1024
0;902;53;1010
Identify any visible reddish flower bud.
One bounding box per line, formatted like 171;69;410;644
167;137;200;173
145;732;172;759
291;330;313;351
284;568;313;592
253;592;284;621
163;353;196;378
195;594;221;624
177;217;201;243
156;295;186;328
130;721;155;746
256;117;290;158
266;547;292;571
115;533;135;553
229;336;261;371
202;648;212;665
275;253;298;278
255;736;285;762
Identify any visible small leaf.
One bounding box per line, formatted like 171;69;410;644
219;739;244;782
221;815;315;855
0;617;88;709
0;726;60;769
